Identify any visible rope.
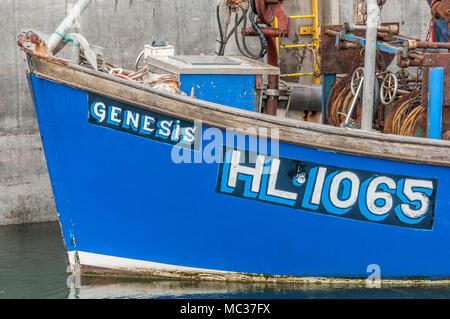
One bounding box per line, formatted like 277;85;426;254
54;31;80;47
392;93;425;136
280;79;293;117
328;75;361;128
327;66;425;132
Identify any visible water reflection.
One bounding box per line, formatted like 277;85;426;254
1;221;450;299
0;222;69;299
68;276;450;299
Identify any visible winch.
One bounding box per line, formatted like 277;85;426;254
321;16;449;138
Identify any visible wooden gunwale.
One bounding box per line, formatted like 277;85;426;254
29;55;450;167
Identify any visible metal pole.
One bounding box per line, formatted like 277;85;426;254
265;75;279;116
345;76;364;125
47;0;92;54
360;0;380;131
312;0;321;85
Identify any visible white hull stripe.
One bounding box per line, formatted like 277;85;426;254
68;251;230;275
67;251;450;285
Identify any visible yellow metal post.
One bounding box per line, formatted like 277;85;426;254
273;17;279;58
280;44;312;49
312;0;321;84
278;0;321;84
281;72;314;78
290;15;315;19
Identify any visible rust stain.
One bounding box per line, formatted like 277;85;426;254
17;31;68;66
77;264;450;286
320;25;395;75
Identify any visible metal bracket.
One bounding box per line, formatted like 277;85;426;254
299;26;315;35
265;88;280;96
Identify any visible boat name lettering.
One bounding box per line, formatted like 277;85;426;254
88;93;198;149
216;148;437;230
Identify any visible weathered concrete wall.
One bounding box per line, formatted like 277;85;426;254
0;0;68;225
0;134;57;224
0;0;432;225
0;0;261;225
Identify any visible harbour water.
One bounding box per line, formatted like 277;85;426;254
1;221;450;299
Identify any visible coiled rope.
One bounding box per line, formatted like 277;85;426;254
391;92;425;136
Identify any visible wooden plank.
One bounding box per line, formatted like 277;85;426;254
30;56;450;167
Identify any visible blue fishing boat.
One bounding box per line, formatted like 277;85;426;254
18;0;450;281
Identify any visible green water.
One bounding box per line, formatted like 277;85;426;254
1;221;450;299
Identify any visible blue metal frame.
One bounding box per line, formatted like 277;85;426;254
180;74;257;112
321;74;336;123
428;67;444;139
335;31;405;55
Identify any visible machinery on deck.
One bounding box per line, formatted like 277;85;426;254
321;20;449;138
33;0;449;139
216;0;449;139
216;0;323;117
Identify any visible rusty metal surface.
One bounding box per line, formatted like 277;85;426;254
320;25;395;75
421;53;450;108
253;0;290;38
226;0;247;9
443;107;450;136
325;75;350;125
383;92;424;136
243;0;289;67
410;41;450;50
18;31;49;55
265;74;279;115
352;0;389;24
443;127;450;140
246;27;287;37
353;0;367;25
431;0;450;23
17;31;68;66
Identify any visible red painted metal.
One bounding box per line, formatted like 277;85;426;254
244;0;290;67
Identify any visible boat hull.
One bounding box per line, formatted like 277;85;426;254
28;69;450;280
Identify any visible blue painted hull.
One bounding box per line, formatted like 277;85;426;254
29;75;450;279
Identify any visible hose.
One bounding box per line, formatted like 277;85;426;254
217;0;266;59
248;10;267;58
250;0;257;14
217;2;248;56
216;2;226;55
235;8;260;59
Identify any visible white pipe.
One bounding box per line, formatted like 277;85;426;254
360;0;380;131
47;0;92;54
345;76;364;125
